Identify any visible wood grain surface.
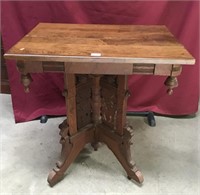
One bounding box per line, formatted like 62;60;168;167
4;23;195;65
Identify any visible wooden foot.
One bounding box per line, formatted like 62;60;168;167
97;125;144;184
127;169;143;184
127;170;144;183
47;167;64;187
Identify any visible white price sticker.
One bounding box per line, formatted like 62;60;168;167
90;53;102;57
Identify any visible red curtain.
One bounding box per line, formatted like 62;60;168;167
1;1;199;123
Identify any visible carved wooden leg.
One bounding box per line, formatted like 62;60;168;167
99;75;143;184
47;119;71;186
48;73;96;186
58;119;71;164
47;124;95;187
47;139;78;187
97;125;144;184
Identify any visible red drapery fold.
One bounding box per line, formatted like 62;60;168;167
1;1;199;123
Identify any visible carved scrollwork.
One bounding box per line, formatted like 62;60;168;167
121;126;134;166
101;76;118;129
76;74;89;84
58;119;71;166
76;75;92;129
59;119;69;140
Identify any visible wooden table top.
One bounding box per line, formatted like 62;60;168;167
5;23;195;65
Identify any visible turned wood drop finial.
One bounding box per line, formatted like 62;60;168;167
21;73;33;93
17;61;33;93
164;76;178;95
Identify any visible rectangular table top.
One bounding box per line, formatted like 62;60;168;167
5;23;195;65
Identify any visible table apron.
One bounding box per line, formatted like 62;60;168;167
17;61;182;76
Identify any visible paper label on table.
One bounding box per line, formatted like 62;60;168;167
90;53;102;57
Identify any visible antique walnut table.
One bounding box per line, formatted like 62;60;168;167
4;23;195;186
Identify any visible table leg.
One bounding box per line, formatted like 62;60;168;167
100;75;144;184
47;74;95;186
97;125;143;183
47;123;95;187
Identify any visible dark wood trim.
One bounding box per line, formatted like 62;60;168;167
1;36;10;94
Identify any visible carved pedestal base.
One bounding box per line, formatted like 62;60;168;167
47;74;143;187
47;121;143;187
